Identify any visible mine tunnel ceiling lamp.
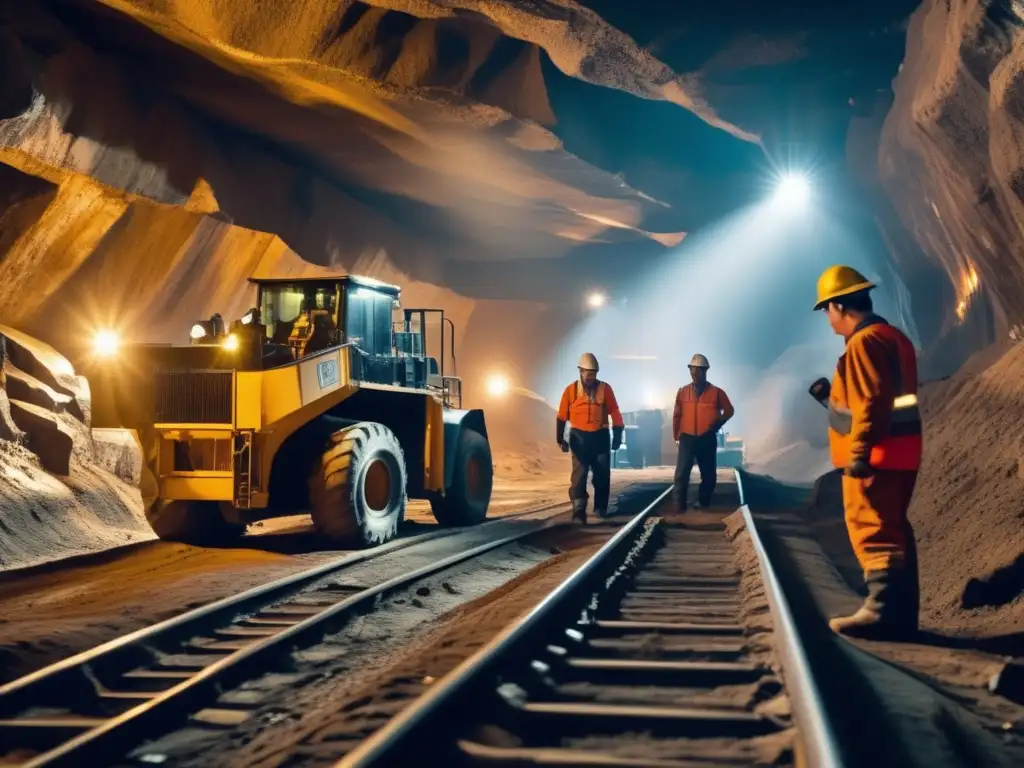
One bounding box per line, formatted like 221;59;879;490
92;330;121;358
773;173;811;210
586;291;608;310
485;373;510;399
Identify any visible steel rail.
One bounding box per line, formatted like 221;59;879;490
0;501;570;767
338;485;674;767
735;469;844;768
0;500;567;701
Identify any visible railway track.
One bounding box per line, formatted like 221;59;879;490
0;500;578;768
341;473;842;767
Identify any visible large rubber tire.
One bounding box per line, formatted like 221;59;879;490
309;422;407;546
431;428;493;527
146;500;247;545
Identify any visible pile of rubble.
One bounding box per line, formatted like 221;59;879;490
0;325;148;571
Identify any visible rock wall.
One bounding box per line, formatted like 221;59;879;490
0;150;475;358
875;0;1024;376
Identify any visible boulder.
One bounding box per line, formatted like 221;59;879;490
7;398;73;475
91;428;142;486
0;324;90;426
0;384;26;444
3;364;82;420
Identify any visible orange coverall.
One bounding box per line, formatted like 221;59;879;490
557;381;624;514
672;383;734;507
672;384;734;438
828;316;922;572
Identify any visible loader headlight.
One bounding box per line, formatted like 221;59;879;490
241;307;258;325
190;323;208;341
221;333;239;352
92;330;121;358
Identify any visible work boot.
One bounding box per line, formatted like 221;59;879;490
571;502;587;525
829;568;917;640
673;491;688;512
593;508;607;519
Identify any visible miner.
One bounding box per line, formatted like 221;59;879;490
672;354;735;509
811;265;922;639
556;353;624;523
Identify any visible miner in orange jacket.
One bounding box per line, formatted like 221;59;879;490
556;352;624;523
672;354;735;509
810;265;922;640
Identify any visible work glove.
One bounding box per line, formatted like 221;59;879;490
845;459;873;479
809;377;831;407
556;419;567;448
611;427;623;452
559;441;569;453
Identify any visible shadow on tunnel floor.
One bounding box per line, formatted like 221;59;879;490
962;552;1024;611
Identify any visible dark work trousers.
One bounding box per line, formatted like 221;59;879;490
674;432;718;508
568;428;611;514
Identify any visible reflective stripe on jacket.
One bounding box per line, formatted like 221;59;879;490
828;316;922;471
557;380;624;432
673;383;734;437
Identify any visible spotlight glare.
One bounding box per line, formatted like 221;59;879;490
485;373;510;398
92;330;121;358
586;291;607;309
774;173;811;209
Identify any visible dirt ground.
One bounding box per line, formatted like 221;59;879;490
907;342;1024;638
0;468;668;685
744;472;1024;767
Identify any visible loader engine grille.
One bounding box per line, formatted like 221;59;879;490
154;371;233;424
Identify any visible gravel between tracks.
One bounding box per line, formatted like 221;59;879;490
558;506;795;766
136;523;620;768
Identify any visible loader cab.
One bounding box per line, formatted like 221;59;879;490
251;276;461;406
256;279;344;356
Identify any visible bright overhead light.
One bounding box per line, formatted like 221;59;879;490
586;292;607;309
643;389;664;410
92;330;120;358
774;173;811;209
485;373;510;398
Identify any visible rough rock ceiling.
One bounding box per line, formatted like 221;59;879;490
2;0;918;301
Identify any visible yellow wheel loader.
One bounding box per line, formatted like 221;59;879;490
83;275;493;547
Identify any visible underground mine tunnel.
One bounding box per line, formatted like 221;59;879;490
0;1;1021;767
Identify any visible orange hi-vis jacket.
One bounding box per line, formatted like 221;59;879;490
673;383;734;437
829;316;922;471
557;380;624;432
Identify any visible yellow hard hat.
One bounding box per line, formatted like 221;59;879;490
814;265;875;310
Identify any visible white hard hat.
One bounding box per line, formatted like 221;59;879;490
689;353;710;369
578;352;599;372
